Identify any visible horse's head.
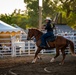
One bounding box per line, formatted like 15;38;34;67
27;28;43;40
27;29;34;40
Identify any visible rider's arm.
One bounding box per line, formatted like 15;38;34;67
52;24;55;29
41;25;46;30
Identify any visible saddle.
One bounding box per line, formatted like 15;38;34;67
45;36;56;49
46;36;56;42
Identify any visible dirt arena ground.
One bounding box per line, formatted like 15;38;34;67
0;54;76;75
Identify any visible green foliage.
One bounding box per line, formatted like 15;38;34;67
24;0;60;27
67;12;76;26
24;0;39;27
0;9;27;29
58;0;76;27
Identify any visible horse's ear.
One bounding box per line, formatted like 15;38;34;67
28;28;32;32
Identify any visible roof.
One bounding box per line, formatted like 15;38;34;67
11;24;26;34
55;25;75;33
0;20;20;32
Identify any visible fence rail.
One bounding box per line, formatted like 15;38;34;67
0;33;76;58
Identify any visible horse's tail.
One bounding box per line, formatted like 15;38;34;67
67;39;76;56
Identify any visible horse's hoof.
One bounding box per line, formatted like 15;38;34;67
32;62;35;64
59;62;64;65
59;63;62;65
32;60;36;64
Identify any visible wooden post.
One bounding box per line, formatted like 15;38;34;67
39;0;42;30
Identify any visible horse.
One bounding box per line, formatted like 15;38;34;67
27;28;76;64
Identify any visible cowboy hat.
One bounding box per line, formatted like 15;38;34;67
45;17;52;21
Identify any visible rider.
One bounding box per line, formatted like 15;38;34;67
40;17;55;48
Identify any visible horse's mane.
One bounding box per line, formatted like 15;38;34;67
30;28;43;34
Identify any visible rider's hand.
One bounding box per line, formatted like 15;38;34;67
42;25;46;30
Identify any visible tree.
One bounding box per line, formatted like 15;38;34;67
24;0;76;27
24;0;60;27
24;0;39;27
0;9;27;29
59;0;76;26
59;0;76;17
0;0;76;28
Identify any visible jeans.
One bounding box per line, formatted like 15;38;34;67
40;31;54;46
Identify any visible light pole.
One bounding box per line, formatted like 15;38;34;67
39;0;42;30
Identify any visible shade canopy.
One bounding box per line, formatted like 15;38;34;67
0;20;21;32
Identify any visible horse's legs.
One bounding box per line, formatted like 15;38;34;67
60;48;66;65
37;55;42;60
50;48;60;62
32;48;42;63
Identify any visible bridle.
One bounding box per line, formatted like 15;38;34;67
28;29;43;41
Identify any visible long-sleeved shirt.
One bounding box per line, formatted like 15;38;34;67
45;22;55;32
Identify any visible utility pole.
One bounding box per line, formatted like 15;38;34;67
39;0;42;30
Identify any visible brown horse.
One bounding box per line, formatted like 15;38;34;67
27;28;76;64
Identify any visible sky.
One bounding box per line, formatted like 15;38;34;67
0;0;26;14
